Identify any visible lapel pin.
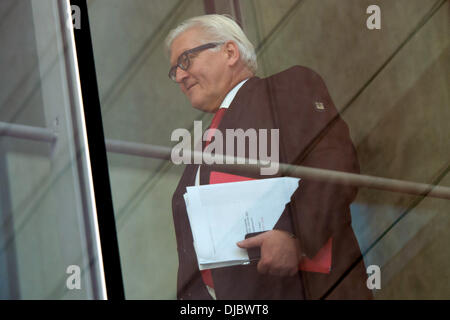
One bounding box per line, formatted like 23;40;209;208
315;102;325;111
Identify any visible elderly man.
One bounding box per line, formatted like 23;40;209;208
167;14;371;300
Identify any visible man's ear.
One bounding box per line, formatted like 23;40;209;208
224;41;240;67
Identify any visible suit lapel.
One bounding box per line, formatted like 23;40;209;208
217;76;260;132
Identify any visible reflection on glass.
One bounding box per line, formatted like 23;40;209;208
89;0;449;299
89;0;208;299
0;0;104;299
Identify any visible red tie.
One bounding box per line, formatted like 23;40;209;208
205;108;226;147
201;108;226;290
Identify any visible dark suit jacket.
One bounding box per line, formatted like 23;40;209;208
171;66;372;300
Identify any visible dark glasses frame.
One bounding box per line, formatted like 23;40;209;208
168;42;224;81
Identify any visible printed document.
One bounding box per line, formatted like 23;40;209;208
183;177;300;270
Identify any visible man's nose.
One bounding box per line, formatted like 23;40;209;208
175;67;189;83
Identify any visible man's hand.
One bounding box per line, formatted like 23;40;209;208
237;230;302;277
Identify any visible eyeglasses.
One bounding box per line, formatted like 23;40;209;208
168;42;223;81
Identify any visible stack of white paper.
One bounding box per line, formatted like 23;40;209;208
183;177;300;270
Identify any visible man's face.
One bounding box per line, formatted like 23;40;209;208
170;28;231;113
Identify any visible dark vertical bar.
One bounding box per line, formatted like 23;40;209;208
69;0;125;300
203;0;216;14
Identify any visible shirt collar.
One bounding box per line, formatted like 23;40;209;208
219;78;249;109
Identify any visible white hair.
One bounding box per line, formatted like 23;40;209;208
165;14;257;74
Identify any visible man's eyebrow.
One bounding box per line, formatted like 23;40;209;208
170;48;190;64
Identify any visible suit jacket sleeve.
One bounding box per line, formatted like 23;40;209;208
269;66;360;259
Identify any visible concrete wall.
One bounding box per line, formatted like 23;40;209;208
87;0;449;299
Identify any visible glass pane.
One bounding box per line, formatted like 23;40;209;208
0;0;105;299
88;0;449;299
238;0;450;299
